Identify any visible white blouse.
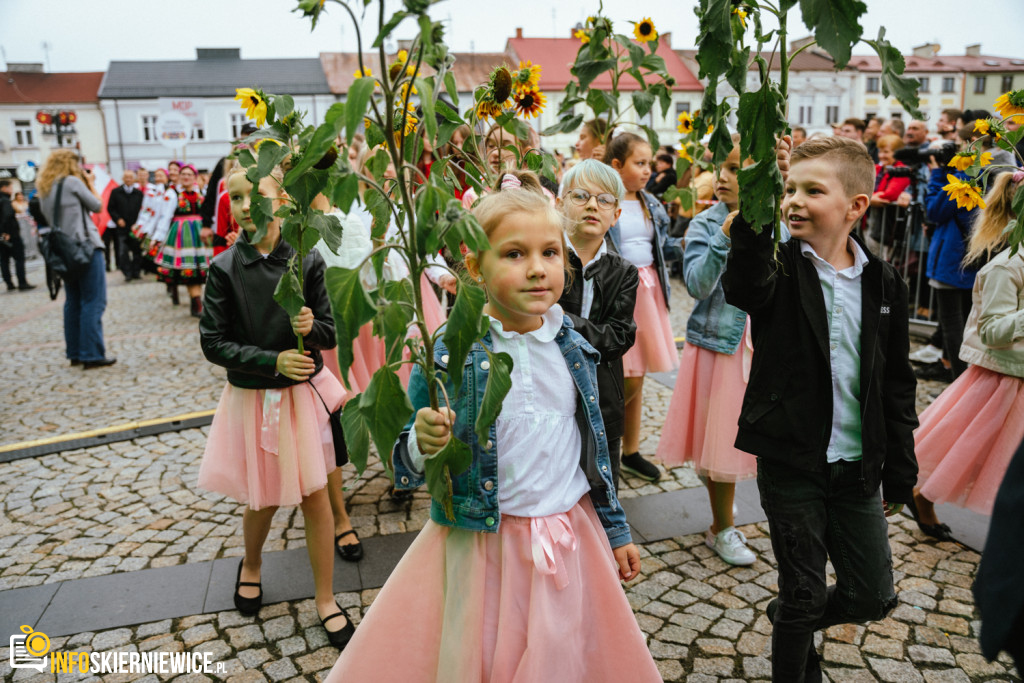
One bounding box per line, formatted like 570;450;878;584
409;305;591;518
618;199;654;268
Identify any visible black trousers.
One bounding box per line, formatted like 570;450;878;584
933;287;973;377
0;231;28;288
758;458;897;683
117;227;142;279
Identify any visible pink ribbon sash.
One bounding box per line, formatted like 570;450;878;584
530;513;578;591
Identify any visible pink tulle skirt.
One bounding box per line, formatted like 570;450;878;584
198;369;346;510
657;325;757;482
325;496;661;683
915;364;1024;515
623;266;678;377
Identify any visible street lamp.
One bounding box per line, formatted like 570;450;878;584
35;109;78;147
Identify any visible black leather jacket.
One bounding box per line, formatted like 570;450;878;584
199;233;336;389
560;243;639;441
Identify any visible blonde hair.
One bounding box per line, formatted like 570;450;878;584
560;159;625;200
490;169;546;194
876;134;904;152
37;149;86;197
790;136;875;198
965;172;1019;265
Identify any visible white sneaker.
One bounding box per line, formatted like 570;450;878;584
705;527;757;566
909;344;943;364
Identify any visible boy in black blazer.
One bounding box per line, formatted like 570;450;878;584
722;136;919;683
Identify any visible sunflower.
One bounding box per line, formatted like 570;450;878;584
947;152;976;172
475;98;506;121
489;66;514;104
512;60;542;93
513;88;546;119
732;8;748;28
353;66;373;79
678;146;693;163
633;17;657;43
575;28;591;44
393;103;418;143
398;81;418;101
234;88;267;128
973;118;990;135
942;174;986;211
994;89;1024;119
252;138;284;151
677;111;693;135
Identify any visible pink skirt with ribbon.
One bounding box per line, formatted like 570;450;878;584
324;496;661;683
623;265;679;377
198;369;346;510
657;321;757;482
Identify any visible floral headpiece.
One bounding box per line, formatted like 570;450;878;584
500;174;522;191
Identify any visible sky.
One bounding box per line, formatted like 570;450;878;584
0;0;1020;72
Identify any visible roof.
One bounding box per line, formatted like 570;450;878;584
507;36;702;92
320;51;509;95
676;49;839;74
0;71;104;104
848;54;960;73
98;58;330;99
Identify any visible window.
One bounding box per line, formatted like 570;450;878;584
942;77;956;93
141;115;158;142
866;77;880;93
825;106;840;125
918;77;930;93
891;112;902;120
798;105;812;125
675;101;691;119
230;113;249;139
13;120;33;147
1002;75;1014;92
191;123;205;141
974;76;987;94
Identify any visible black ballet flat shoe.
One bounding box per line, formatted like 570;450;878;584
320;605;356;650
335;529;364;562
905;497;954;542
233;559;263;616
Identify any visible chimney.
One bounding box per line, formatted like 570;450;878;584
965;43;981;57
912;43;940;58
6;62;44;73
397;39;414;52
197;48;241;60
515;28;523;39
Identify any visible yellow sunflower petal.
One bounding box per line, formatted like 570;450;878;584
575;29;590;44
633;17;657;43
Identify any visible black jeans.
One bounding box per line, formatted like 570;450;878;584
757;458;897;683
117;226;142;279
933;287;973;377
0;231;28;288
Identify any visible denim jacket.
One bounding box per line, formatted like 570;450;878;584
392;314;633;548
608;189;672;307
683;202;790;354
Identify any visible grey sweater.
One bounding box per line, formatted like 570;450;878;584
39;175;103;249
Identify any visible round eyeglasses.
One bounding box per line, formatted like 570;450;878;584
565;188;618;209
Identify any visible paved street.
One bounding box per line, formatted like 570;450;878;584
0;265;1018;682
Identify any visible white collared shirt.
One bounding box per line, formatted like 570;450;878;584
409;305;590;517
568;239;609;319
800;238;868;463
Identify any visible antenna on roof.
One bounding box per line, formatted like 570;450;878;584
41;41;50;72
552;8;556;37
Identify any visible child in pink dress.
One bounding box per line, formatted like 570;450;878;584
658;140;768;565
324;176;660;682
912;171;1024;529
197;168;355;649
604;132;678;483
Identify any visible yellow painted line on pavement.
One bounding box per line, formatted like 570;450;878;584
0;409;217;454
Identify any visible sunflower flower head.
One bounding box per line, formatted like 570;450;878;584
489;66;514;104
475;97;506;121
979;151;993;167
678;146;693;163
942;174;986;211
234;87;267;128
575;28;591;44
392;103;418;144
677;111;693;136
732;8;748;28
974;118;991;136
353;67;373;79
512;61;542;93
994;89;1024;119
633;17;657;43
948;152;976;172
513;88;546;119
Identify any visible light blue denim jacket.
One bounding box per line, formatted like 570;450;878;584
684;202;789;354
608;190;672;307
392;315;633;548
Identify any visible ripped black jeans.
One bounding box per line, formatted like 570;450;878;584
757;457;897;683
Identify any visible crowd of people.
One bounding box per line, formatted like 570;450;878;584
18;101;1024;677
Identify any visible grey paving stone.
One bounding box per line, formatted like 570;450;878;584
0;582;59;635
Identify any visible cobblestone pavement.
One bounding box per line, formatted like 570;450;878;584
2;270;1004;682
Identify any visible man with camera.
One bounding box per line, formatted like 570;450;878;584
0;179;35;292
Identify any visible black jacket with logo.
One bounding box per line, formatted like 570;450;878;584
199;233;336;389
560;244;639;441
722;214;919;503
